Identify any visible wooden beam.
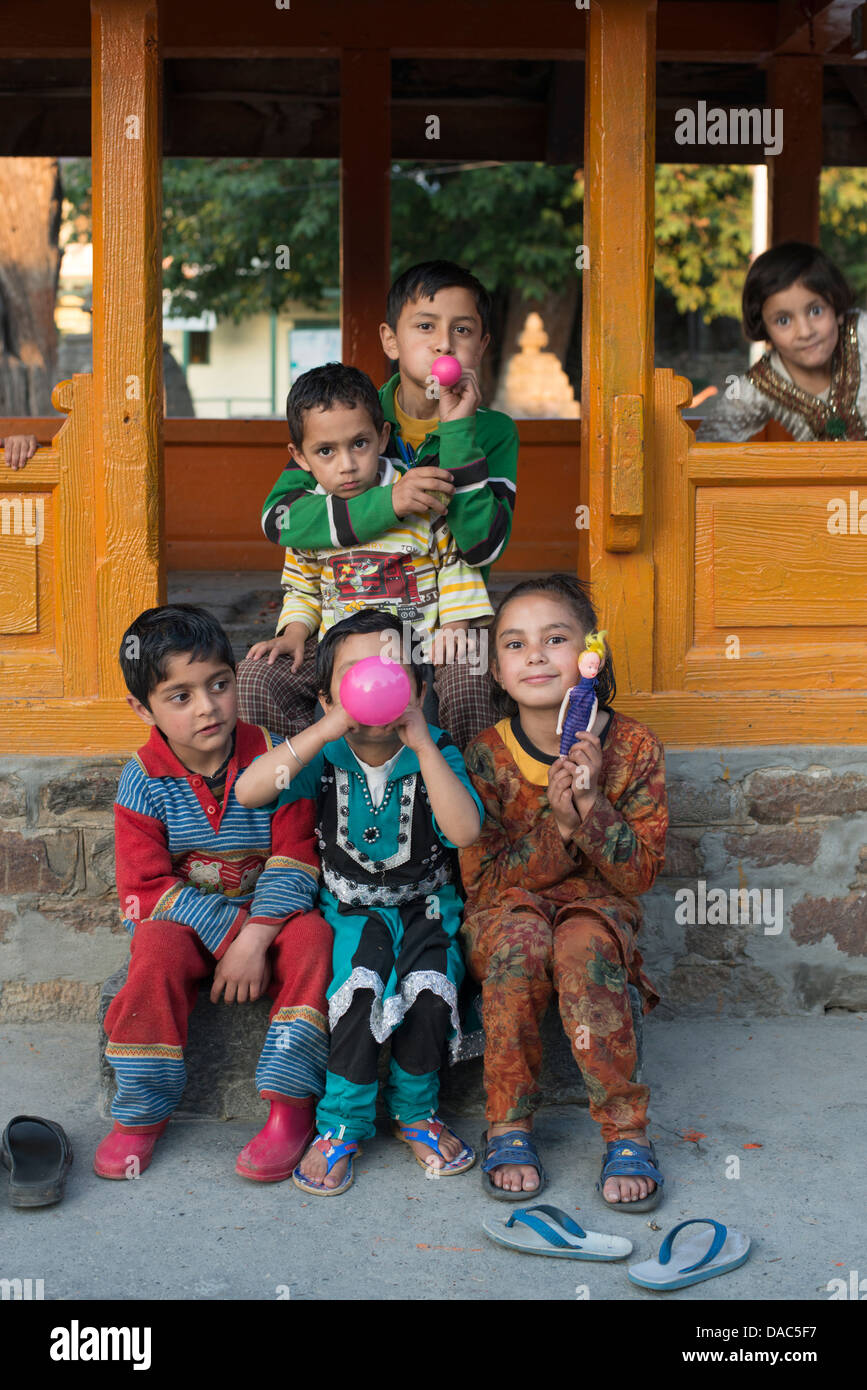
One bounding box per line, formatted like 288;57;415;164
0;0;774;62
340;49;390;385
777;0;862;54
835;62;867;118
582;0;657;690
91;0;164;699
5;75;867;168
656;2;777;61
0;0;90;57
823;120;867;160
767;55;823;244
166;96;549;160
546;62;583;163
0;99;91;157
8;0;866;65
162;1;587;60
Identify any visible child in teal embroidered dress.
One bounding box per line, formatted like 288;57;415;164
235;609;484;1195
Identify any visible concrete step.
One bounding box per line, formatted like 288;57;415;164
167;569;538;665
99;965;644;1122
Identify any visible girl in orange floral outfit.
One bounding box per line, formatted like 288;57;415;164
459;574;668;1211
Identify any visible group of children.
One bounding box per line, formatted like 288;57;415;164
81;258;667;1210
11;239;856;1211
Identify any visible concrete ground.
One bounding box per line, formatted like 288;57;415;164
1;1014;862;1303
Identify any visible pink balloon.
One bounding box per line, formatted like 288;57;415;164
339;656;411;726
430;354;462;388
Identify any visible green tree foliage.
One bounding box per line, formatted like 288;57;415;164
390;161;583;300
60;156;867;329
62;156;583;321
820;167;867;301
63;156;340;320
654;164;752;322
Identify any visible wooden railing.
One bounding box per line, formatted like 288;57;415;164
611;368;867;744
9;385;860;751
0;379;157;754
3;415;583;573
160;417;582;573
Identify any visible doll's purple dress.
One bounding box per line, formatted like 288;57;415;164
557;676;598;757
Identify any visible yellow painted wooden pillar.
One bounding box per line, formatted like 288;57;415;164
91;0;164;700
581;0;656;691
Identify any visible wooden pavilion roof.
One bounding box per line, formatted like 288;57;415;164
2;1;867;163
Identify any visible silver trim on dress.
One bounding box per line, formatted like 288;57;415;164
328;965;462;1062
322;861;450;907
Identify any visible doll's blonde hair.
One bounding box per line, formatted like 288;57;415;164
584;630;607;660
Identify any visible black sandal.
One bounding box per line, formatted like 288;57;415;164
481;1129;548;1202
1;1115;73;1207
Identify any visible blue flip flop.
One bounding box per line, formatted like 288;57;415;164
392;1116;476;1176
291;1131;360;1197
628;1218;751;1290
597;1138;664;1213
481;1129;547;1201
483;1204;633;1261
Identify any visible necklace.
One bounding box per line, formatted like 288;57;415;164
356;769;396;843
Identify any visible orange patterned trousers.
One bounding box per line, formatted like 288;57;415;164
461;890;650;1142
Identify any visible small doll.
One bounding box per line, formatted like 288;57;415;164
556;630;607;757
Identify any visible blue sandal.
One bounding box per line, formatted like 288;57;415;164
597;1138;664;1213
291;1131;359;1197
483;1205;633;1260
481;1129;547;1202
393;1116;475;1176
628;1219;751;1289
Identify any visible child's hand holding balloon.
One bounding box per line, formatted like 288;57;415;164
431;355;482;426
418;355;473;509
318;700;358;743
393;700;432;753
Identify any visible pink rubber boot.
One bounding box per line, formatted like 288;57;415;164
93;1120;169;1180
235;1098;315;1182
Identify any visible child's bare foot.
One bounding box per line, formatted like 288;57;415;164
396;1117;466;1171
296;1134;355;1190
486;1120;541;1194
602;1130;658;1203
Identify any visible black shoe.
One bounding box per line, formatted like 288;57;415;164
1;1115;73;1207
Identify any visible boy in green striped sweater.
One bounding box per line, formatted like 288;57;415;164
238;261;519;750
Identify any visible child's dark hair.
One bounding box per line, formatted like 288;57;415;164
386;259;493;340
119;604;236;709
742;242;854;342
316;609;426;700
488;573;616;716
286;362;384;448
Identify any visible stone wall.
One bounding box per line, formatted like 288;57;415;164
644;747;867;1016
0;757;129;1022
3;746;867;1024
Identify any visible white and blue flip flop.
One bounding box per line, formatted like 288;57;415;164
483;1204;633;1260
627;1218;751;1290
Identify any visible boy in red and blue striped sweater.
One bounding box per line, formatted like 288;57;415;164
95;604;332;1183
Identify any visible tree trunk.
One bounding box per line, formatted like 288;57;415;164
0;157;62;415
